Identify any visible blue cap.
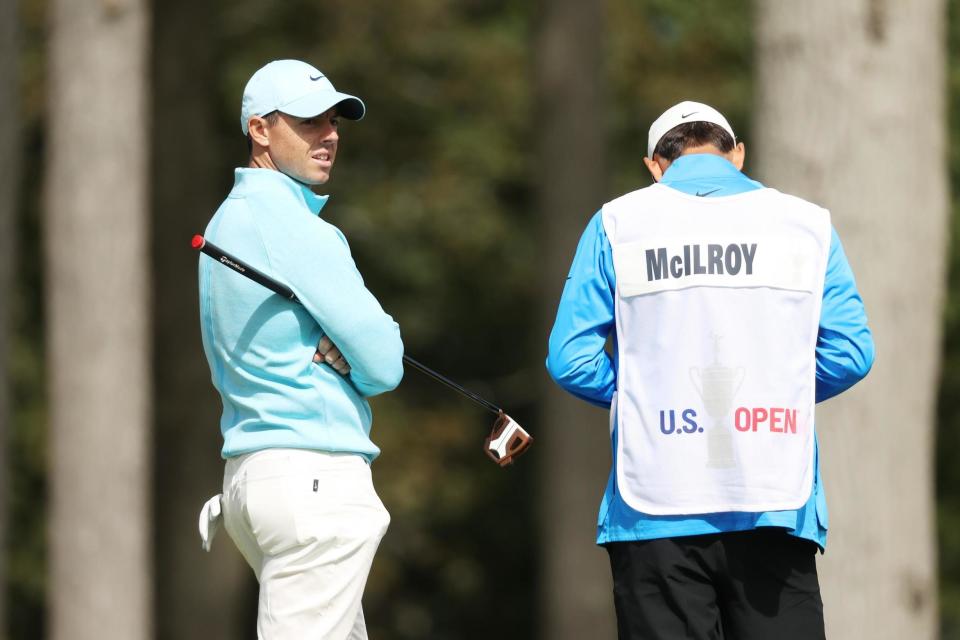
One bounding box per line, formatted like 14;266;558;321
240;60;366;134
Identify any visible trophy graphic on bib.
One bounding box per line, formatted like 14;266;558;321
690;335;744;469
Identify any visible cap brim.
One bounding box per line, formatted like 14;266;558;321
281;91;366;121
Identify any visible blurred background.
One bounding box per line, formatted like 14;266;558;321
2;0;959;638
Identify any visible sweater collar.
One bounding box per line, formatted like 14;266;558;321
661;154;755;185
233;168;330;215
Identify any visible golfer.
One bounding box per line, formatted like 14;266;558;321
546;101;874;639
196;59;403;639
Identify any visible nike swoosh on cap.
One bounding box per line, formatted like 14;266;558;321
681;111;698;118
310;74;324;81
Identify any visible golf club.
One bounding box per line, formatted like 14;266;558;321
192;234;533;466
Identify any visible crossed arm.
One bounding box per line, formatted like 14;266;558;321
247;197;403;396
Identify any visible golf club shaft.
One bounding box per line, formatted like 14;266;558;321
193;235;502;415
397;355;500;415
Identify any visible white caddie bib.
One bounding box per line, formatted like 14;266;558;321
602;184;831;515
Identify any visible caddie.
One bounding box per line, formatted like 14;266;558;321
196;59;404;639
546;101;875;639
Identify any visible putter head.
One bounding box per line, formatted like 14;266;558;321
484;411;533;467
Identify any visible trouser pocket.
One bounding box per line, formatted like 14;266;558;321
291;461;390;547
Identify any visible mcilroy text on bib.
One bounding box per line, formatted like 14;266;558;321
601;185;831;515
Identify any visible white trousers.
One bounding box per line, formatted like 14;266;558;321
222;449;390;640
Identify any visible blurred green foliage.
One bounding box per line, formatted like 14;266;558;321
8;0;960;638
9;0;49;636
937;0;960;638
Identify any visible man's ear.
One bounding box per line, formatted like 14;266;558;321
248;116;270;148
643;156;668;182
729;142;745;171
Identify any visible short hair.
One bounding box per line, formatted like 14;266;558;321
652;121;735;162
246;110;281;155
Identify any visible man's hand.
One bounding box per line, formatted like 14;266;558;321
314;335;351;375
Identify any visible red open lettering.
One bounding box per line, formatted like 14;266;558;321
785;409;797;433
751;407;768;432
770;407;783;432
734;407;799;434
734;407;751;432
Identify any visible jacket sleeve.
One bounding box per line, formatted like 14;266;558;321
268;218;404;398
546;211;617;408
815;227;875;402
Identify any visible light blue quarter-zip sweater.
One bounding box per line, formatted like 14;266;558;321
199;168;404;461
546;154;875;549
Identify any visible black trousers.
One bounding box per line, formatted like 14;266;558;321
605;529;825;640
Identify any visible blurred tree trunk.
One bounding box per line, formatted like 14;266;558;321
754;1;947;638
0;0;17;634
44;1;152;639
151;1;252;638
536;1;616;639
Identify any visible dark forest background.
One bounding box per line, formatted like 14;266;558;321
5;0;959;638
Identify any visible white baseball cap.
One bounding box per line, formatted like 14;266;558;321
647;101;735;158
240;59;366;134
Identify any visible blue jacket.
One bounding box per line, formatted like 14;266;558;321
199;168;404;461
546;154;875;547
